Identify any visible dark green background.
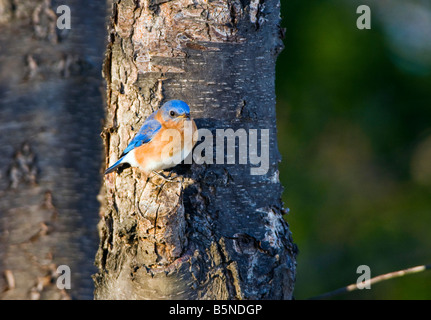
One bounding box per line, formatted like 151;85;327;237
276;0;431;299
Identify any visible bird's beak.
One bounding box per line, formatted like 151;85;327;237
181;114;190;119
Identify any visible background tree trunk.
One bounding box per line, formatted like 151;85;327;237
94;0;296;299
0;0;106;299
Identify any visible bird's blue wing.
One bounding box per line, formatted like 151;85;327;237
122;119;161;156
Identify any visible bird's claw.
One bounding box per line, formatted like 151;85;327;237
150;171;181;188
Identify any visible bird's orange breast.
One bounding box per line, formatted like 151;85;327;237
134;117;197;174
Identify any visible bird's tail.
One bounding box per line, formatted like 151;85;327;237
104;156;125;174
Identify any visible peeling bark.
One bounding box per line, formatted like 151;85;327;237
94;0;296;299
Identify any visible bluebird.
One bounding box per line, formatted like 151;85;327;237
105;100;198;177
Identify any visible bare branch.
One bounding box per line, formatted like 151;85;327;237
310;264;431;300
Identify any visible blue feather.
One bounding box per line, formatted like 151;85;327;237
104;155;125;174
122;119;161;156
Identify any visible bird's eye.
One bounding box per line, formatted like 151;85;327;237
170;110;176;117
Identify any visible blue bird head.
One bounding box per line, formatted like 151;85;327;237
159;100;191;122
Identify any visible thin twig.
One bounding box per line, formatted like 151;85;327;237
310;263;431;300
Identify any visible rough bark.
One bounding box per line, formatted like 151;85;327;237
0;0;106;299
94;0;296;299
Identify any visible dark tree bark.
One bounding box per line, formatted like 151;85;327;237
94;0;296;299
0;0;106;299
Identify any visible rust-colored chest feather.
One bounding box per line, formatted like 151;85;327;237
133;112;197;174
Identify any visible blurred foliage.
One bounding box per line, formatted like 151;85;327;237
276;0;431;299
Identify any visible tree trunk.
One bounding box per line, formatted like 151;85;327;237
0;0;106;299
94;0;296;300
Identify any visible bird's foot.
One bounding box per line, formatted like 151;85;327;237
150;171;180;188
152;171;179;182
